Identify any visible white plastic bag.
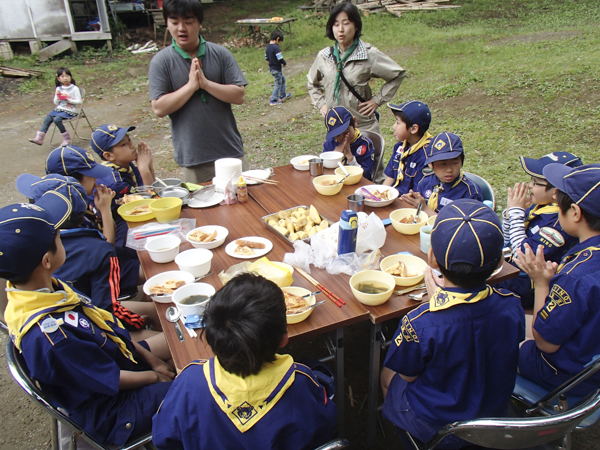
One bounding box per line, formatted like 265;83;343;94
125;218;196;251
283;240;314;273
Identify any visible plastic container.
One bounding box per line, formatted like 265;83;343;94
237;176;248;203
338;210;358;255
150;197;182;223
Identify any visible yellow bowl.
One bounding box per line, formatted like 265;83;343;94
150;197;182;223
117;199;156;222
313;175;344;196
349;270;395;306
334;166;364;185
380;254;427;287
427;215;437;227
282;286;316;324
390;208;429;235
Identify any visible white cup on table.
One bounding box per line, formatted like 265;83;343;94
420;225;433;254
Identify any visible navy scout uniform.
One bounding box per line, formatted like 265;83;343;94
415;172;482;213
384;133;432;196
323;130;375;180
153;355;337;450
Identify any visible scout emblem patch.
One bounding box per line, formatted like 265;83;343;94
41;317;59;334
434;140;446;150
233;402;258;425
328;117;337;127
544;152;559;161
539;227;565;248
357;145;366;156
79;318;91;329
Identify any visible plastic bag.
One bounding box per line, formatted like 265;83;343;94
220;174;238;205
283;240;314;273
125;218;196;251
326;249;383;276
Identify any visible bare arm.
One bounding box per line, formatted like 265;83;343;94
196;58;245;105
151;58;202;118
94;185;116;246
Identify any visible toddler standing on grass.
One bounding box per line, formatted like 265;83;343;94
265;30;292;106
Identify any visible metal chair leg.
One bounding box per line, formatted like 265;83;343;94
50;417;59;450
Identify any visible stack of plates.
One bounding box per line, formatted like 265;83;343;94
213;158;242;193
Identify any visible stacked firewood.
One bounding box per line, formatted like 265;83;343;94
305;0;460;17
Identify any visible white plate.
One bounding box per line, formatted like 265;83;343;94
356;185;399;207
291;155;318;171
188;191;225;208
225;236;273;259
242;169;272;185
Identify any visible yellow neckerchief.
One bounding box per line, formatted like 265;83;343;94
4;279;135;362
429;285;492;311
102;161;138;186
427;171;464;212
393;131;433;187
524;203;560;229
204;354;295;433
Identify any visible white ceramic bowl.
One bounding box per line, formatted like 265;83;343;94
175;248;213;278
282;286;316;325
172;282;216;317
319;151;344;169
144;235;181;263
355;185;399;207
291;155;318;171
186;225;229;249
143;270;195;303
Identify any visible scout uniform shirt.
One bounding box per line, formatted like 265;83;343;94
415;171;483;213
152;355;337;450
383;285;524;442
322;129;375;181
384;132;432;196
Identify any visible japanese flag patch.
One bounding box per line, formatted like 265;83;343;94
65;311;78;327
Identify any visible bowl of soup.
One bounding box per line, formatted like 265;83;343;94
349;270;395;306
172;282;216;317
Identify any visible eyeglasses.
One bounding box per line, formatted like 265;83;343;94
530;177;548;187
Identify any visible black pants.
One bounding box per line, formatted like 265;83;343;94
40;114;66;133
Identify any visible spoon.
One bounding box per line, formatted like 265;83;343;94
336;174;350;185
337;161;349;176
408;292;427;301
165;306;185;342
155;177;168;187
412;203;423;224
302;290;321;298
194;271;213;282
291;300;327;314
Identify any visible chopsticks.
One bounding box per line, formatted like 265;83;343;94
134;225;182;240
294;266;346;308
244;176;279;185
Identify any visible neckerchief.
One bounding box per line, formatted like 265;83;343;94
524;203;560;229
172;35;207;103
393;131;433;187
427;172;464;212
332;38;359;104
204;354;295;432
429;285;492;311
5;279;135;362
102;162;139;187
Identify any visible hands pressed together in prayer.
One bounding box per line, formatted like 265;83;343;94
401;190;426;208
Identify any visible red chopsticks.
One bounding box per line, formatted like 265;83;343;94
295;267;346;308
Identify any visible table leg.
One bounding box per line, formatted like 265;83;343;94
335;327;345;438
367;322;382;447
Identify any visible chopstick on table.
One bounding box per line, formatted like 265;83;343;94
244;176;278;185
294;267;345;308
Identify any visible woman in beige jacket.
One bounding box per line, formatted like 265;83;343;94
307;2;406;136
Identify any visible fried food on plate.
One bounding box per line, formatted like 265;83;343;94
284;291;309;314
189;229;218;242
128;205;152;216
150;279;186;294
235;239;265;249
385;261;417;277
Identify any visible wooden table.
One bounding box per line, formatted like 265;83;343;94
235;18;297;48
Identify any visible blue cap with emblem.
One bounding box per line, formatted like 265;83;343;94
46;145;113;179
16;173;88;217
90;124;136;157
543;163;600;217
0;192;72;280
387;100;431;130
425;132;464;164
520;152;582;179
324;107;353;140
431;198;503;272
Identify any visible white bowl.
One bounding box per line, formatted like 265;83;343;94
186;225;229;249
144;235;181;263
143;270;195;303
355;185;399;207
175;248;213;278
319;151;344;169
291;155;318;171
172;282;216;317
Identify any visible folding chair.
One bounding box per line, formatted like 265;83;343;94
50;87;94;145
464;171;496;210
5;340;153;450
314;438;349;449
361;130;386;184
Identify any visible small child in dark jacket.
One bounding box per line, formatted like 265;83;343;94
265;30;291;106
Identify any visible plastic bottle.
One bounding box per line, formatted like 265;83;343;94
338;210;358;255
237;176;248;203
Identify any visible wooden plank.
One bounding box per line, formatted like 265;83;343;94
38;39;72;62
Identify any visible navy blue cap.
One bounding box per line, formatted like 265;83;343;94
543;164;600;217
325;107;353;140
90;124;136;157
387;100;431;129
520;152;582;179
46;145;113;179
0;192;72;280
425;132;464;164
16;174;88;217
431;199;503;272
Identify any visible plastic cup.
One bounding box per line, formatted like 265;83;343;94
420;225;433;254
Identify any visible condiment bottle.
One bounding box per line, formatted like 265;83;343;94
237;176;248;203
338;210;358;255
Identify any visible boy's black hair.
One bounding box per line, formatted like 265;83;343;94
556;190;600;232
55;68;76;87
203;273;287;378
393;110;429;136
163;0;204;24
71;173;85;182
61;212;85;230
0;230;59;284
545;181;555;192
437;261;498;290
270;30;284;42
325;2;362;41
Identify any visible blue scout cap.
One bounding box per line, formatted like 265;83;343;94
0;192;71;280
90;124;136;157
425;132;464;164
431;199;503;272
520;152;582;179
543;164;600;217
387;100;431;129
46;145;113;179
325;107;353;140
16;174;88;216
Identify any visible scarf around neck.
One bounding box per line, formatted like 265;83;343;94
332;38;359;103
393;131;433;187
427;172;465;212
429;285;492;311
172;34;207;103
524;203;560;229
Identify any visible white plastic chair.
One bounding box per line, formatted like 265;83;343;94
50;87;94;145
464;171;496;210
